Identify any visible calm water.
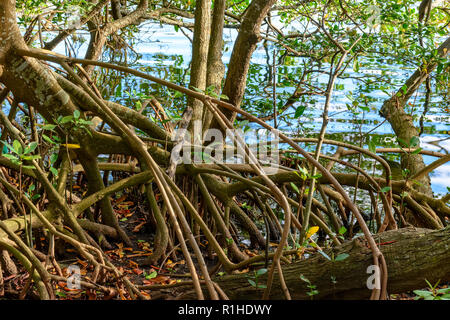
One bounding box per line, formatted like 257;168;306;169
53;23;449;196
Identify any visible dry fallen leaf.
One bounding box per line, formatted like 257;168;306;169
132;221;146;233
132;268;143;275
115;195;127;205
128;260;139;268
76;258;88;268
86;289;97;300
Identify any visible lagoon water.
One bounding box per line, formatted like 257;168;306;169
53;23;449;196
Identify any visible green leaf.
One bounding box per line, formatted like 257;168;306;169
2;154;19;162
401;84;408;94
206;85;216;93
49;167;58;177
78;119;93;125
338;226;347;235
353;60;360;72
413;290;433;297
290;182;300;193
397;137;408;148
409;136;420;148
411;147;422;155
50;153;58;164
59;115;74;124
437;288;450;294
73;110;81;119
413;180;423;186
21;154;41;161
31;194;41;200
294;106;306;118
381;186;391;193
42;134;55;145
368;139;376;153
358;105;370;112
115;82;122;97
1;141;15;154
13;140;22;154
191;86;204;93
318;250;331;261
173;91;183;98
299;274;310;283
297;165;309;176
24;142;38;154
248;279;256;287
334;253;349;261
256;268;267;276
41;124;56;131
145;271;157;280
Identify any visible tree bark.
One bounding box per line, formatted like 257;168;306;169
187;0;211;126
43;0;110;51
203;0;227;131
111;0;123;20
83;0;148;75
214;0;276;126
180;226;450;299
0;0;133;245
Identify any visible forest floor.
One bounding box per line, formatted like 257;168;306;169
1;188;447;300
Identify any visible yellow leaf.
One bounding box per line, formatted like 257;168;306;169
296;247;305;258
269;242;279;247
61;143;81;149
306;226;319;239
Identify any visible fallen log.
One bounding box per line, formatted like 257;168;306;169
179;226;450;299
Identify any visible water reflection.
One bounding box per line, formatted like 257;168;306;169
52;23;449;195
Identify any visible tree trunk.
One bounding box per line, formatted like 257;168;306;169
83;0;149;75
0;0;133;245
213;0;276;127
202;0;226;132
180;226;450;299
187;0;211;126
